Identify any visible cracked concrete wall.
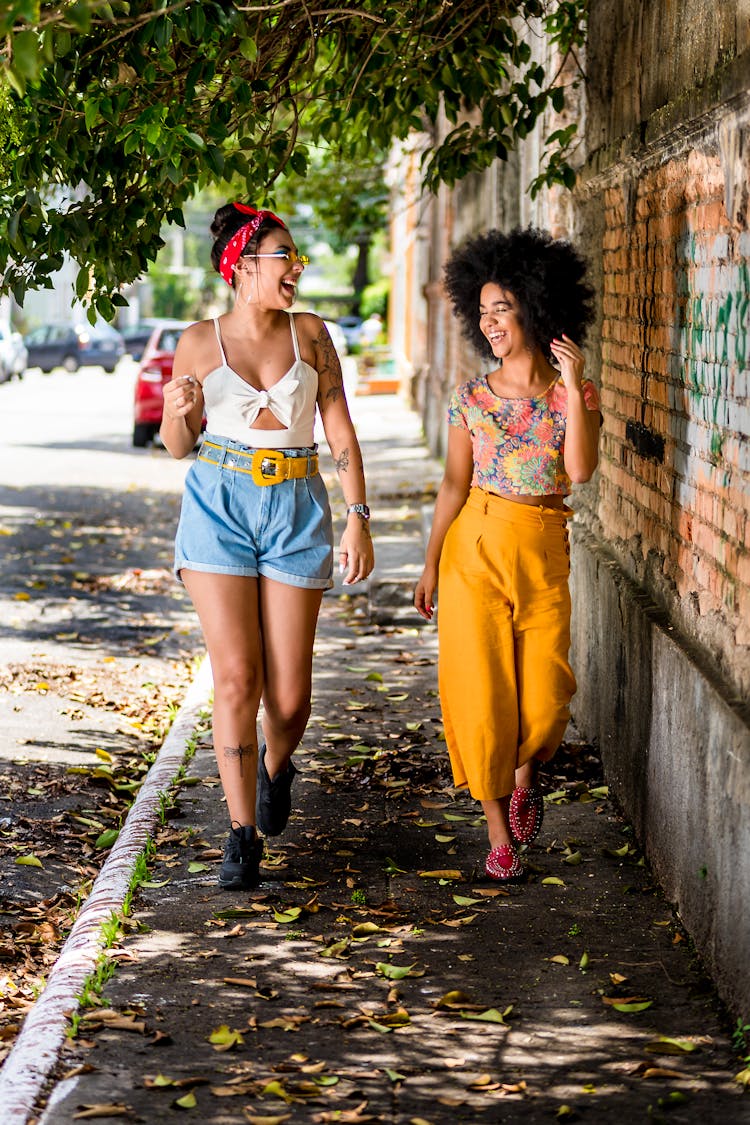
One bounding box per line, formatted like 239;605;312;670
570;526;750;1016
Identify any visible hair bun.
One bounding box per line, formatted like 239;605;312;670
210;203;241;244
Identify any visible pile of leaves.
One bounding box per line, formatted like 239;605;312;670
0;655;194;1063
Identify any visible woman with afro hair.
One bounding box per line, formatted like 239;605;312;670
415;227;600;882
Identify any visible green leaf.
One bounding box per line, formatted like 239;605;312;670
95;828;119;850
542;877;566;886
11;30;41;81
208;1024;245;1050
610;1000;653;1013
658;1092;689;1106
75;267;90;300
187;862;210;874
376;962;417;980
319;938;350;958
645;1037;700;1055
66;1;94;32
174;1090;197;1109
15;854;43;868
273;906;303;924
460;1006;512;1024
384;1068;406;1083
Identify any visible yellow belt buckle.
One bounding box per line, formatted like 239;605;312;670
251;448;285;486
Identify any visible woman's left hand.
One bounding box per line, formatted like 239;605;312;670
550;334;585;391
339;518;374;586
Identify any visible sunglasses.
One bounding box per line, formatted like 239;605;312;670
244;250;310;266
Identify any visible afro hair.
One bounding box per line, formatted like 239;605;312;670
442;227;595;361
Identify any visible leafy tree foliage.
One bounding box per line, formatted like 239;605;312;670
272;140;391;310
0;1;587;319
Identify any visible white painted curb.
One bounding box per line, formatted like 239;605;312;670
0;655;213;1124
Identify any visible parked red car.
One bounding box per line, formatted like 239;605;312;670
132;320;191;447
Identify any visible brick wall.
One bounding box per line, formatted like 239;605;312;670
388;0;750;1017
596;154;750;689
391;2;750;698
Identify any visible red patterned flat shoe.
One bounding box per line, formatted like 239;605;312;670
509;785;544;844
485;844;524;881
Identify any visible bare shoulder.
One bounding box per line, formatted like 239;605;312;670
173;318;219;379
178;319;216;346
292;310;328;345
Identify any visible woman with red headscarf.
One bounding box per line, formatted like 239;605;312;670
161;203;374;890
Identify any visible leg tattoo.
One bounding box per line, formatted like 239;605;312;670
223;742;256;779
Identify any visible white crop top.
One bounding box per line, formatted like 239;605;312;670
202;313;319;448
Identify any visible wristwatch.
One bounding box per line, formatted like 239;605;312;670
347;504;371;520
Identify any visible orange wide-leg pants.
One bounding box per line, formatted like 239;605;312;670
437;488;576;801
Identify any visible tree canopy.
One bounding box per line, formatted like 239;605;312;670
0;1;587;320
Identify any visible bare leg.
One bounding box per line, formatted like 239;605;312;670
481;796;513;850
181;571;262;825
514;758;539;789
258;578;324;778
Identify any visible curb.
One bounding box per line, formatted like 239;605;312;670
0;656;213;1124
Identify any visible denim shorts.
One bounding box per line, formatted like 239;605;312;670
174;433;334;589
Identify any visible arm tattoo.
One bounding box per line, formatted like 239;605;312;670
223;743;256;778
313;325;344;403
334;447;350;473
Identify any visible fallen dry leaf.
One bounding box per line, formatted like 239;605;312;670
72;1106;130;1120
244;1115;292;1125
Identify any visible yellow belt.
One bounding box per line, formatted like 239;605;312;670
198;441;319;487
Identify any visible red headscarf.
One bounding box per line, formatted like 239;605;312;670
218;204;286;286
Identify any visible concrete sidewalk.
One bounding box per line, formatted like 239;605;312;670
10;393;748;1123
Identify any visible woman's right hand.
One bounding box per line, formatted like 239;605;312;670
414;564;437;621
163;374;201;421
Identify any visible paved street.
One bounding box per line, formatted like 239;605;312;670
0;362;747;1123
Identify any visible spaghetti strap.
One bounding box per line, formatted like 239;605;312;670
288;312;301;361
213;317;228;368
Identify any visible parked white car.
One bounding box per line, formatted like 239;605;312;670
0;324;27;383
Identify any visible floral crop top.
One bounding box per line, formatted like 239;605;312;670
447;374;601;496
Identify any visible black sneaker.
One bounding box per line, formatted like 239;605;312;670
218;824;263;890
256;744;297;836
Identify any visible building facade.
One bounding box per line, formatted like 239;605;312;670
390;1;750;1016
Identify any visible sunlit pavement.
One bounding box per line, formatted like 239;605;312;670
1;377;740;1124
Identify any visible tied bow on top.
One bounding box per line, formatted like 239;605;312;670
232;378;299;428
